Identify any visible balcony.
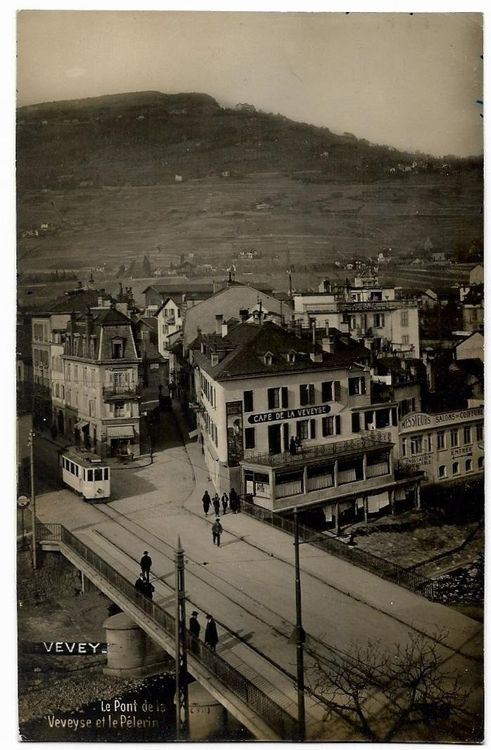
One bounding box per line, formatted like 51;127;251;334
242;432;393;469
103;384;141;401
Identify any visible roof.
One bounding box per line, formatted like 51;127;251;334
94;307;131;326
194;322;363;381
48;289;113;313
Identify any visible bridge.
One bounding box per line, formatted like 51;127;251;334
38;522;304;740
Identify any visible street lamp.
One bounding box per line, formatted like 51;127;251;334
293;508;306;740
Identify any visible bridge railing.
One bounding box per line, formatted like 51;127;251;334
239;499;434;600
36;521;298;739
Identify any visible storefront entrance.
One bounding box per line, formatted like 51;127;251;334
268;424;282;455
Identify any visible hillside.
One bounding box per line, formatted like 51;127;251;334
16;91;483;278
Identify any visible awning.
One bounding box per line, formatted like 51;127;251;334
74;420;89;430
107;425;135;439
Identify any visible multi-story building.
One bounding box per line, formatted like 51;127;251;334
31;312;71;428
155;296;184;357
399;406;484;484
192;321;422;531
62;306;142;457
293;278;420;358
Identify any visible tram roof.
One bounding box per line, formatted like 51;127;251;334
62;449;107;469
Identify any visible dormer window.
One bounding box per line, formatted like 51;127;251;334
263;351;274;366
112;338;125;359
211;353;219;366
287;350;296;364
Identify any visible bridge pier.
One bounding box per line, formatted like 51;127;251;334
103;612;172;678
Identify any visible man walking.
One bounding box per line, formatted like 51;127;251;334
229;487;239;513
204;614;219;652
202;490;211;516
140;550;152;582
189;610;201;639
212;518;223;547
221;492;229;515
212;493;220;516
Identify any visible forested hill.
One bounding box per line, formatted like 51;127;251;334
17;91;481;193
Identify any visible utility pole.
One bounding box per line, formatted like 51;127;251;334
174;537;189;739
294;508;306;740
29;430;37;570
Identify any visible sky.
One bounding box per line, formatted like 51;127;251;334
16;10;482;157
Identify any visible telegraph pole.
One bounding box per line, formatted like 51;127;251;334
29;430;37;570
174;537;189;739
294;508;306;740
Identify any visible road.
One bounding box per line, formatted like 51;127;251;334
35;406;483;740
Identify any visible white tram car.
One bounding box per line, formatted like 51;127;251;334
61;448;111;501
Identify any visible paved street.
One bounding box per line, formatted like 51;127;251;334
36;407;483;739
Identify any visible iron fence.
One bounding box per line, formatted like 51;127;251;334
240;499;434;600
37;522;298;739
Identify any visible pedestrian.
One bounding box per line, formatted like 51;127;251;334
229;487;238;513
289;436;297;455
212;518;223;546
143;579;155;600
295;436;301;453
140;550;152;582
212;494;220;516
189;610;201;654
204;614;219;652
202;490;211;516
134;573;146;595
221;492;229;515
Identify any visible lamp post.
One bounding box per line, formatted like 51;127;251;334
17;495;31;549
294;508;306;740
28;430;37;570
174;537;189;739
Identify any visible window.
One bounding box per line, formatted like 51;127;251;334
401;335;410;345
452;461;460;476
450;429;459;448
410;436;423;455
268;387;280;410
244;390;254;413
437;431;445;450
465;459;473;472
87;469;94;482
310;419;316;439
281;387;289;408
373;313;385;328
114;402;125;417
263;351;273;366
296;420;311;440
322;415;341;437
478;456;484;469
103;468;109;480
351;412;360;433
476;424;483;442
401;310;409;327
321;381;333;402
94;468;103;481
438;465;447;479
299;384;315;406
244;427;255;449
348;377;366;396
112;339;124;359
89;400;96;418
463;426;471;445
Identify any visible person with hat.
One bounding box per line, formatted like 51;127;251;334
189;610;201;653
204;614;219;652
212;518;223;547
140;550;152;582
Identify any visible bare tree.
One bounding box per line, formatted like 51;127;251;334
308;632;471;742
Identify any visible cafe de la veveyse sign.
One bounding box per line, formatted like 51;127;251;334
247;404;331;424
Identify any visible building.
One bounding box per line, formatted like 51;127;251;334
293;278;420;358
155;296;184;357
399;406;484;484
31;312;71;428
469;264;484;285
455;331;484;363
61;306;142;457
191;321;421;530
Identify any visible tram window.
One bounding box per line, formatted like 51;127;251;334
87;469;94;482
94;468;103;481
74;464;79;477
103;468;109;480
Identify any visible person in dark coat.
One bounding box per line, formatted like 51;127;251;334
135;573;146;595
229;487;238;513
289;436;297;455
204;614;219;652
140;551;152;582
221;492;229;515
212;519;223;546
202;491;211;516
143;580;155;600
189;610;201;654
212;494;220;516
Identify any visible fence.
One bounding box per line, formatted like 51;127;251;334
239;500;434;600
36;521;298;739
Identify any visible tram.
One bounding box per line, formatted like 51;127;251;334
61;448;111;501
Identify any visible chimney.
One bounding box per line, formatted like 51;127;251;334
221;322;228;338
215;314;223;335
85;307;94;337
239;309;249;323
310;349;323;363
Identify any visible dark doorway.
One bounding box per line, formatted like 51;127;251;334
57;410;64;435
268;424;282;454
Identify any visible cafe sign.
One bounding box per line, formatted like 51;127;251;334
247;404;330;424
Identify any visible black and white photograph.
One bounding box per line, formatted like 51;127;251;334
13;6;483;743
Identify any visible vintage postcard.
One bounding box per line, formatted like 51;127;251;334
15;9;483;742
